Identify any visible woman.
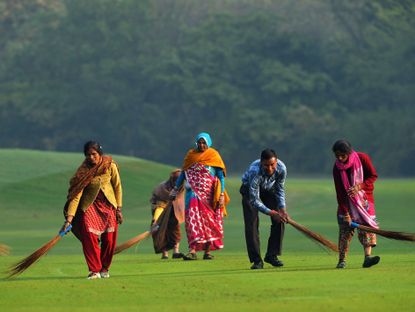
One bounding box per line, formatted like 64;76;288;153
332;139;380;269
150;169;185;259
62;141;123;279
170;132;229;260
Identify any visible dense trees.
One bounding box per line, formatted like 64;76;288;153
1;0;414;175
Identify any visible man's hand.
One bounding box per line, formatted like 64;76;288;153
269;210;285;223
277;208;289;223
116;208;123;224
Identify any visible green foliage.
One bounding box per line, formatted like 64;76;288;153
0;0;414;175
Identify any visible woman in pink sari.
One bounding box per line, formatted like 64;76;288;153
170;132;230;260
332;139;380;269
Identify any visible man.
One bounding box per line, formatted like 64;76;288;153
150;169;185;259
240;148;288;270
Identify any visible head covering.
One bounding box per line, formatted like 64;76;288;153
195;132;212;148
169;168;181;184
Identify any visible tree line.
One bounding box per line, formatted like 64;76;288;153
1;0;414;175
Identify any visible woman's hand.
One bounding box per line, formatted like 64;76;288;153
150;222;159;233
169;187;178;200
60;216;73;234
343;214;352;226
218;193;225;207
116;208;123;224
347;183;362;197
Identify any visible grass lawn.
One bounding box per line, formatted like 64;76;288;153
0;149;414;311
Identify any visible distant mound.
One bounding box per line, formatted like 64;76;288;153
0;148;175;220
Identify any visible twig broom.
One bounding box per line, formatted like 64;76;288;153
351;222;415;242
287;217;338;252
7;224;72;278
0;244;10;256
114;230;151;255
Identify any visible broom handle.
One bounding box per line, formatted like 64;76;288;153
350;221;368;229
59;224;72;237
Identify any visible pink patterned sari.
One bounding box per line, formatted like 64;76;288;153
335;151;378;228
184;163;224;251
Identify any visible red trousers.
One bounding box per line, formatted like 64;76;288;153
79;213;118;273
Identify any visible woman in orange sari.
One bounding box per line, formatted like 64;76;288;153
170;132;229;260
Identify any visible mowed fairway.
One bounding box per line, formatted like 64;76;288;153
0;149;414;311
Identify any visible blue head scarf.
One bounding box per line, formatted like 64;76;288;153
195;132;212;148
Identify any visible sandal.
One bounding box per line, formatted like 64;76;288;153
203;253;214;260
172;252;184;259
183;252;197;260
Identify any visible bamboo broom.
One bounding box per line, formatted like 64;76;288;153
114;230;151;255
351;222;415;242
0;244;10;256
8;224;72;278
115;198;180;255
286;217;338;252
288;218;338;252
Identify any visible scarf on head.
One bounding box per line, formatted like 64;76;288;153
195;132;212;148
335;151;378;228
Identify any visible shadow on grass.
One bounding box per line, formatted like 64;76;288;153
1;264;363;282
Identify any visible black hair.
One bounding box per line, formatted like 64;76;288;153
332;139;352;154
83;141;103;155
260;148;277;161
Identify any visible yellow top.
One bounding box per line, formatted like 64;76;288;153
66;162;122;216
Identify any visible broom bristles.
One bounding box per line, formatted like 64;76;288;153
356;224;415;242
114;231;151;255
0;244;11;256
287;218;339;252
8;235;62;278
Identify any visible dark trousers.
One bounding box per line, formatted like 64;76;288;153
241;184;284;263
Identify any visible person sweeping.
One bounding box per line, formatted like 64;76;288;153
62;141;123;279
150;169;185;259
332;139;380;269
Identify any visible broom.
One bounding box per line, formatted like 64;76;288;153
287;217;339;252
351;222;415;242
0;244;10;256
8;224;72;278
115;197;181;255
114;230;151;255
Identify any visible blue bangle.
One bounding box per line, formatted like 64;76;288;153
350;221;359;228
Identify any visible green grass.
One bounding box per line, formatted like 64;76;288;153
0;149;414;311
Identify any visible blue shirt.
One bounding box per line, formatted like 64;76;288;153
241;159;287;214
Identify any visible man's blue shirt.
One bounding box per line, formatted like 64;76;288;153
241;159;287;214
